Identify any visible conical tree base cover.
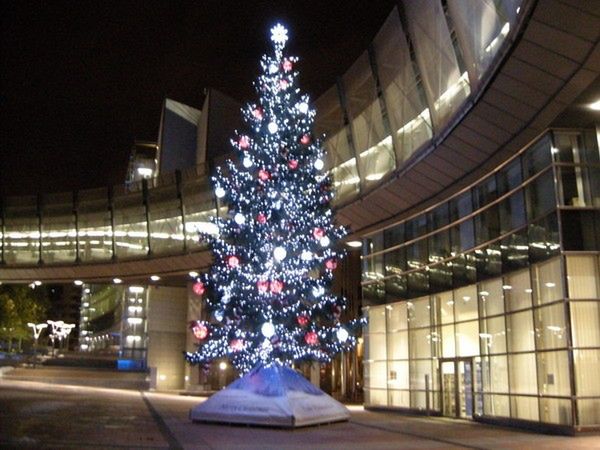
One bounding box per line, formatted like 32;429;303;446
190;363;350;427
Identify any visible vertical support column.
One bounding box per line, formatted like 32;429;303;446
336;78;363;193
367;43;398;168
142;179;152;256
37;193;43;265
176;170;187;253
108;186;117;261
73;190;81;263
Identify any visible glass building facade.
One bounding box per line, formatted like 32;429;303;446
362;129;600;429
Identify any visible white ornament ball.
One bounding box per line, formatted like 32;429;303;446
261;322;275;338
273;246;287;261
337;327;349;343
268;122;278;134
312;286;325;298
314;159;324;170
243;157;253;168
300;250;313;261
269;63;279;74
234;213;246;225
320;236;331;247
215;187;226;198
297;102;309;114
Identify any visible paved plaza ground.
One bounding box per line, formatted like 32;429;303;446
1;367;599;449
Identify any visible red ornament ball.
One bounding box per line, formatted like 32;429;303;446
300;134;311;145
230;339;244;352
283;59;293;72
288;159;298;170
256;213;267;224
239;135;250;149
325;259;338;270
270;280;284;294
258;169;271;181
191;321;209;340
227;255;240;268
192;281;205;296
297;315;309;327
279;79;289;90
312;227;325;239
305;331;319;346
252;108;263;120
257;280;269;293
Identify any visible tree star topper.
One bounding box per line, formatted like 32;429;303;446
270;23;288;46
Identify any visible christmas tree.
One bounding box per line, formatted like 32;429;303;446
185;24;363;375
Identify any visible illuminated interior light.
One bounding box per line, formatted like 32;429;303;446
589;99;600;111
127;317;143;325
189;271;199;278
128;286;144;293
137;167;153;177
113;278;123;284
346;240;362;248
74;280;83;286
150;275;160;281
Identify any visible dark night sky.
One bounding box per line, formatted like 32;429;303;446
0;1;395;197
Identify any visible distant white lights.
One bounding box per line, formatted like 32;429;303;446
243;157;253;168
150;275;160;281
129;286;144;294
219;361;228;371
234;213;246;225
314;159;324;170
74;280;83;286
590;99;600;111
34;280;42;286
113;278;122;284
137;167;153;178
215;187;226;199
320;236;331;247
346;240;362;248
189;271;199;278
268;122;278;134
270;23;288;45
273;246;287;262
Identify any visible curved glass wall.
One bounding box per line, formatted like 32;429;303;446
362;129;600;428
315;0;523;204
0;168;217;266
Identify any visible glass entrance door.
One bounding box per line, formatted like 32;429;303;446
440;358;474;418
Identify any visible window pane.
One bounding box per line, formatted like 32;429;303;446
566;255;599;299
522;134;552;179
525;171;556;222
456;320;479;357
539;398;572;425
509;353;538;394
481;355;509;393
409;328;432;359
570;302;600;347
441;324;456;357
388;361;409;390
434;291;454;324
537;350;570;397
506;310;535;353
504;269;532;312
455;285;478;321
387;302;408;331
479;278;504;317
388;331;409;360
407;296;430;328
533;257;563;305
533;303;567;350
480;316;506;355
483;394;510;417
511;396;540;421
574;350;600;396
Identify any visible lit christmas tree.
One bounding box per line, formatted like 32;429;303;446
185;24;363;376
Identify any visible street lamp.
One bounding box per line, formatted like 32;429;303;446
27;322;47;369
